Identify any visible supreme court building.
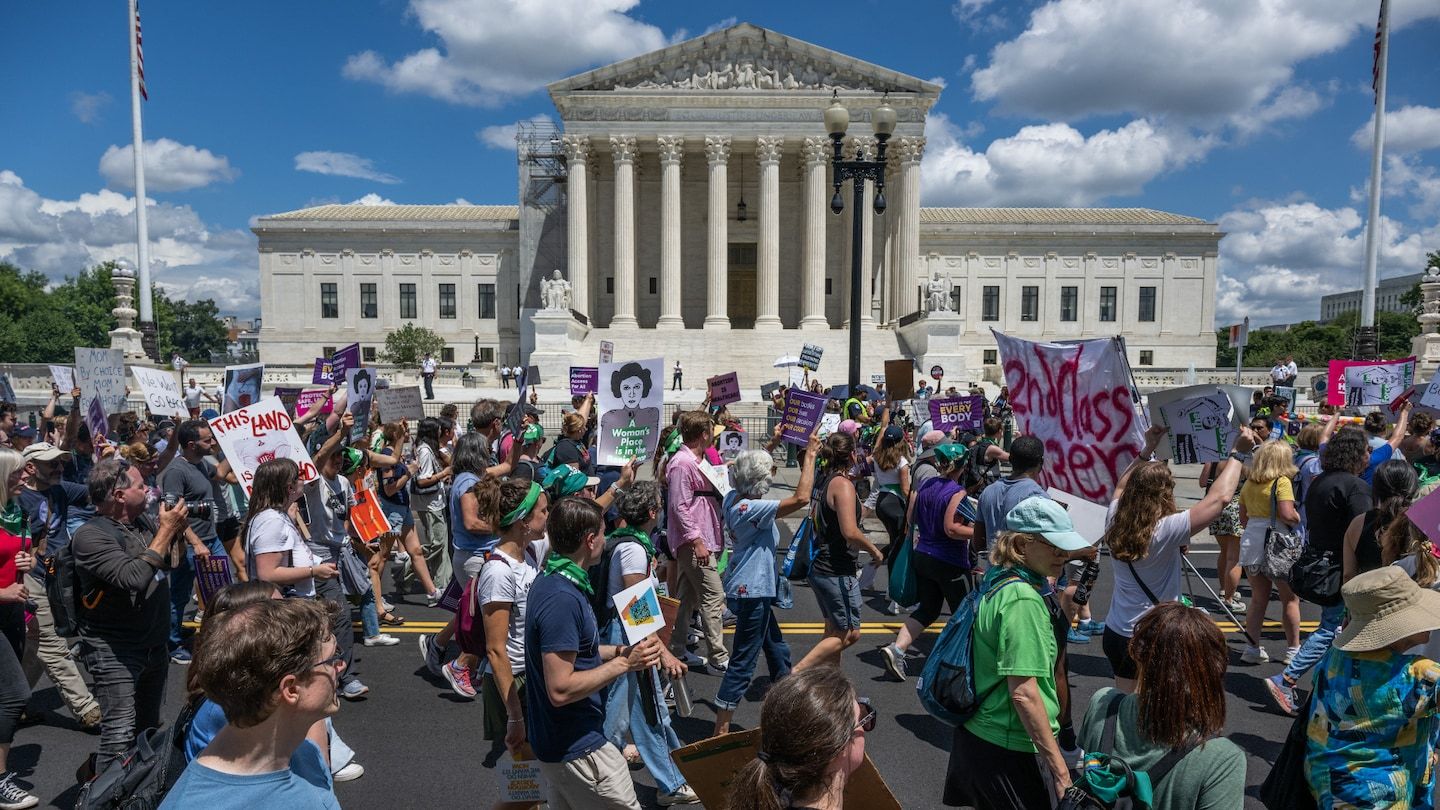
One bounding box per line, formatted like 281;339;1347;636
255;23;1221;385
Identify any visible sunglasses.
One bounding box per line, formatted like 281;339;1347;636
855;697;877;734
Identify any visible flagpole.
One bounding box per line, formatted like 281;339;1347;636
1357;0;1390;360
128;0;156;359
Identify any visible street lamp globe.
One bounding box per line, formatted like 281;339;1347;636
871;102;897;138
824;98;850;138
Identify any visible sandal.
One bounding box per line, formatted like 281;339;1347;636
380;612;406;627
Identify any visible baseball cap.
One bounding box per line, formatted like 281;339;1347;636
22;442;69;463
544;467;600;497
931;442;967;465
882;425;904;446
10;424;36;440
1006;496;1091;552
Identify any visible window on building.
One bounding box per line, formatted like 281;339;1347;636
1021;286;1039;321
825;278;833;295
983;349;997;365
1139;350;1154;366
320;283;338;319
1100;286;1117;322
360;283;377;319
440;347;454;363
982;285;1000;321
478;283;496;319
362;346;376;363
606;277;614;294
438;283;456;319
322;346;335;358
648;277;657;295
950;286;962;313
1060;286;1078;321
478;347;495;363
399;283;417;319
1138;286;1156;322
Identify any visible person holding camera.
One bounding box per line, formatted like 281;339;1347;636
71;457;190;774
157;419;235;664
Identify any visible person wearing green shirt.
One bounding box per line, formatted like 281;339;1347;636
944;496;1091;809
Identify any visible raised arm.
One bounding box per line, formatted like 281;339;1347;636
776;434;821;517
1114;425;1168;501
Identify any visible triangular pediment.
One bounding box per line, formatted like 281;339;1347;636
548;22;942;97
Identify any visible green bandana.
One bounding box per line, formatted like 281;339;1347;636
608;526;655;559
543;551;594;595
664;430;684;457
0;501;29;542
500;482;542;529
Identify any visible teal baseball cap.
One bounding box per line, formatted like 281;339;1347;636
931;442;967;465
1005;496;1091;552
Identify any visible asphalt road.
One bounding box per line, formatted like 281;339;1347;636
10;464;1306;809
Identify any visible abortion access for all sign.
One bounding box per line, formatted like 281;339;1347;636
208;398;318;495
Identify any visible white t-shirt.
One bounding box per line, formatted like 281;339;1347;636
422;358;437;374
183;387;204;409
476;543;542;673
606;541;653;602
247;509;319;597
873;457;909;495
411;444;446;515
1105;505;1192;637
302;475;354;562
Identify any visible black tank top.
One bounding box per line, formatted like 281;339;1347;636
1356;509;1386;575
811;471;862;577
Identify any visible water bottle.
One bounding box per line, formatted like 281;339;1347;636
1071;559;1101;607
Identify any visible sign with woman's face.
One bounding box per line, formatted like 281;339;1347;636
597;357;664;465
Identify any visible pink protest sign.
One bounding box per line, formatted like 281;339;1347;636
994;331;1145;504
296;389;333;417
1327;357;1415;407
708;372;742;407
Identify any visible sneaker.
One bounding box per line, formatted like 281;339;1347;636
1264;674;1299;716
418;634;444;677
880;644;907;681
706;659;729;675
169;648;192;665
1241;645;1270;664
333;762;365;782
1283;646;1301;665
1079;620;1106;636
1223;596;1247;614
0;772;39;810
678;651;706;670
363;634;400;647
1066;628;1091;644
340;679;370;700
884;600;902;616
425;590;442;608
659;785;702;806
393;551;410;563
443;661;477;699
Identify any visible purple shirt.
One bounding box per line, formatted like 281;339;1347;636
665;445;722;554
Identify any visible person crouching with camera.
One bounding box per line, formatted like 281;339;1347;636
72;457;190;775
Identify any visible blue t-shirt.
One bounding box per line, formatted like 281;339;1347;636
184;700;333;791
721;492;781;600
18;481;92;559
161;739;337;809
448;472;496;555
523;573;607;764
1363;444;1394;485
976;477;1048;536
377;448;410;508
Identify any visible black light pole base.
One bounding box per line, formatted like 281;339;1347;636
1352;326;1379;361
139;321;159;362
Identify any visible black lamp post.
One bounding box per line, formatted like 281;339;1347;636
825;92;896;390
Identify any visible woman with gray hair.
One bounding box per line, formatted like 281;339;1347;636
713;433;821;736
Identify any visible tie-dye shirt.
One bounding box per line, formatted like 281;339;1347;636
1305;647;1440;808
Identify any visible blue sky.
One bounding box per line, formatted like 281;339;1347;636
2;0;1438;325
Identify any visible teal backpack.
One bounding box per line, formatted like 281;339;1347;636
915;570;1024;726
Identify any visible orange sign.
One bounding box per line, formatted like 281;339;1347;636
349;487;392;542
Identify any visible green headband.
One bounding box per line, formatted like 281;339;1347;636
500;482;543;529
664;430;684;457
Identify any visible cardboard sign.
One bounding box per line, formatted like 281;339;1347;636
222;363;264;413
759;381;782;402
597;357;664;465
1046;488;1111;545
817;413;841;438
1274;385;1298;412
1157;391;1237;464
929;395;984;432
779;387;827;446
74;347;127;417
195;556;235;608
671;729;900;810
598;340;614;365
131;367;187;418
1332;357;1416;407
347;367;376;443
884;359;915;401
499;753;545;804
49;365;75;393
295;389;333;418
611;579;666;644
708;372;742;407
208;398;317;495
569;367;599;396
375;386;425;422
1145;384;1252;462
350;487;393;542
799;343;824;371
718;430;748;462
995;331;1145;504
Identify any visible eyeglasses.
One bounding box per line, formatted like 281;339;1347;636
312;650;345;672
855;697;877;734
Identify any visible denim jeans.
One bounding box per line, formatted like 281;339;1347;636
1283;602;1346;682
715;597;791;710
167;545;196;650
314;574;358;687
601;621;687;795
79;635;168;772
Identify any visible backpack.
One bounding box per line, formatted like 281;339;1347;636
44;539;88;638
586;532;650;620
75;696;201;810
1057;692;1199;810
916;571;1025;726
963;440;1001;494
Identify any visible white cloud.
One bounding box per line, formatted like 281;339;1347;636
294;151;402;184
920;113;1211;206
98;138;239;193
476;114;553;151
343;0;669;106
350;193;396;206
69;91;112;124
1352;105;1440;154
1231;85;1330;137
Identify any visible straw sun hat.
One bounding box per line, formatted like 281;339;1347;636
1335;566;1440;653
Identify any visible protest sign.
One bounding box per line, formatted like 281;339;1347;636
375;385;425;422
929;395;984;433
1331;357;1415;407
311;357;334;385
295;389;333;417
350;487;392;543
779;387;827;445
672;729;900;810
1157;391;1237;464
718;430;748;462
569;367;599;396
195;556;235;608
49;365;74;392
347;368;375;443
871;373;886;386
759;381;782;402
208;397;317;495
597;357;664;465
85;397;108;450
222;363;264;413
1274;385;1298;412
1046;488;1111;545
708;372;742;407
612;579;666;644
131;367;187;418
499;753;545;804
817;413;841;438
0;375;13;404
884;359;915;400
1143;384;1251;462
312;343;361;385
1421;376;1440;413
598;340;614;365
995;331;1145;503
799;343;824;371
75;347;127;416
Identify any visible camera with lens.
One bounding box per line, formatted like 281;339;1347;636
162;493;211;520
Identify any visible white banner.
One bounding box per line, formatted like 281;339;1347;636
208;397;318;495
49;365;75;392
131;367;187;418
74;347;127;417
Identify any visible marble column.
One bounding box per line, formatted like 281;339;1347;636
562;135;590;318
610;135;638;328
656;136;685;328
857;137;877;327
882;159;900;323
894;136;925;319
755;136;784;330
801;137;829;329
704;137;731;328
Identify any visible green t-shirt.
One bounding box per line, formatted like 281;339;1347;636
963;568;1058;752
1078;688;1246;810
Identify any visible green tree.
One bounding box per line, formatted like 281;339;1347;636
156;294;229;362
380;323;445;369
48;263;119;349
1215;309;1420;367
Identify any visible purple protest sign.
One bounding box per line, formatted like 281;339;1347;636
570;367;599;396
332;343;361;376
708;372;742;407
929;395;985;432
780;387;827;446
312;357;333;385
195;556;235;608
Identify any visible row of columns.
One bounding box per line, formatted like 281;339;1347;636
560;133;924;329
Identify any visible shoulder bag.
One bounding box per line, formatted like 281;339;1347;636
1259;480;1304;581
